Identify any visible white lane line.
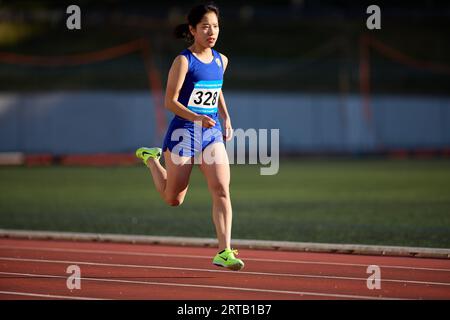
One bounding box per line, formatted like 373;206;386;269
0;271;403;300
0;245;449;272
1;256;449;287
0;290;105;300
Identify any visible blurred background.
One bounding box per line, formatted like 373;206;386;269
0;0;449;248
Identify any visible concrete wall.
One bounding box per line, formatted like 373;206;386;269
0;91;449;154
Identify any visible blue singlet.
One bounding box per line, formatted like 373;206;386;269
162;48;225;157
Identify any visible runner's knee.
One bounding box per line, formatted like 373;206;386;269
209;182;229;199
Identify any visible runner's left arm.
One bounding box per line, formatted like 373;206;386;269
219;54;233;141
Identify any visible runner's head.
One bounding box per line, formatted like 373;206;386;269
174;3;220;48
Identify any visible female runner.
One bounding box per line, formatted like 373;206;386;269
136;3;244;271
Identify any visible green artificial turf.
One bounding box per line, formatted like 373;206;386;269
1;159;449;248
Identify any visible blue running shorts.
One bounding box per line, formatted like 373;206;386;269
162;113;223;157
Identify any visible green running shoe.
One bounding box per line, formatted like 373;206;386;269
213;248;244;271
135;147;162;166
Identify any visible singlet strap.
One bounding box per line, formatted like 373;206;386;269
179;49;193;69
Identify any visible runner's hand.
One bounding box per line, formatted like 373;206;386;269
223;118;233;141
194;115;216;128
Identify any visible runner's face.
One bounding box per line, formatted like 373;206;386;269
190;12;219;48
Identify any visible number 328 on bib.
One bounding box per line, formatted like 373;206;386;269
187;80;223;114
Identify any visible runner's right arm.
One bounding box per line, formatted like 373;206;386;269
165;55;216;128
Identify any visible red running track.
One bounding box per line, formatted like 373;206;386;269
0;238;449;300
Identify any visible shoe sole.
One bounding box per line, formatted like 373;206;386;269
213;262;244;271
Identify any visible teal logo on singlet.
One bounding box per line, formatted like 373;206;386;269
187;80;223;114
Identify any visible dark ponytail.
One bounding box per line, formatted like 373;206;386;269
174;23;192;41
174;2;220;42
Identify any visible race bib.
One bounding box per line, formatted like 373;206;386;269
187;80;222;114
